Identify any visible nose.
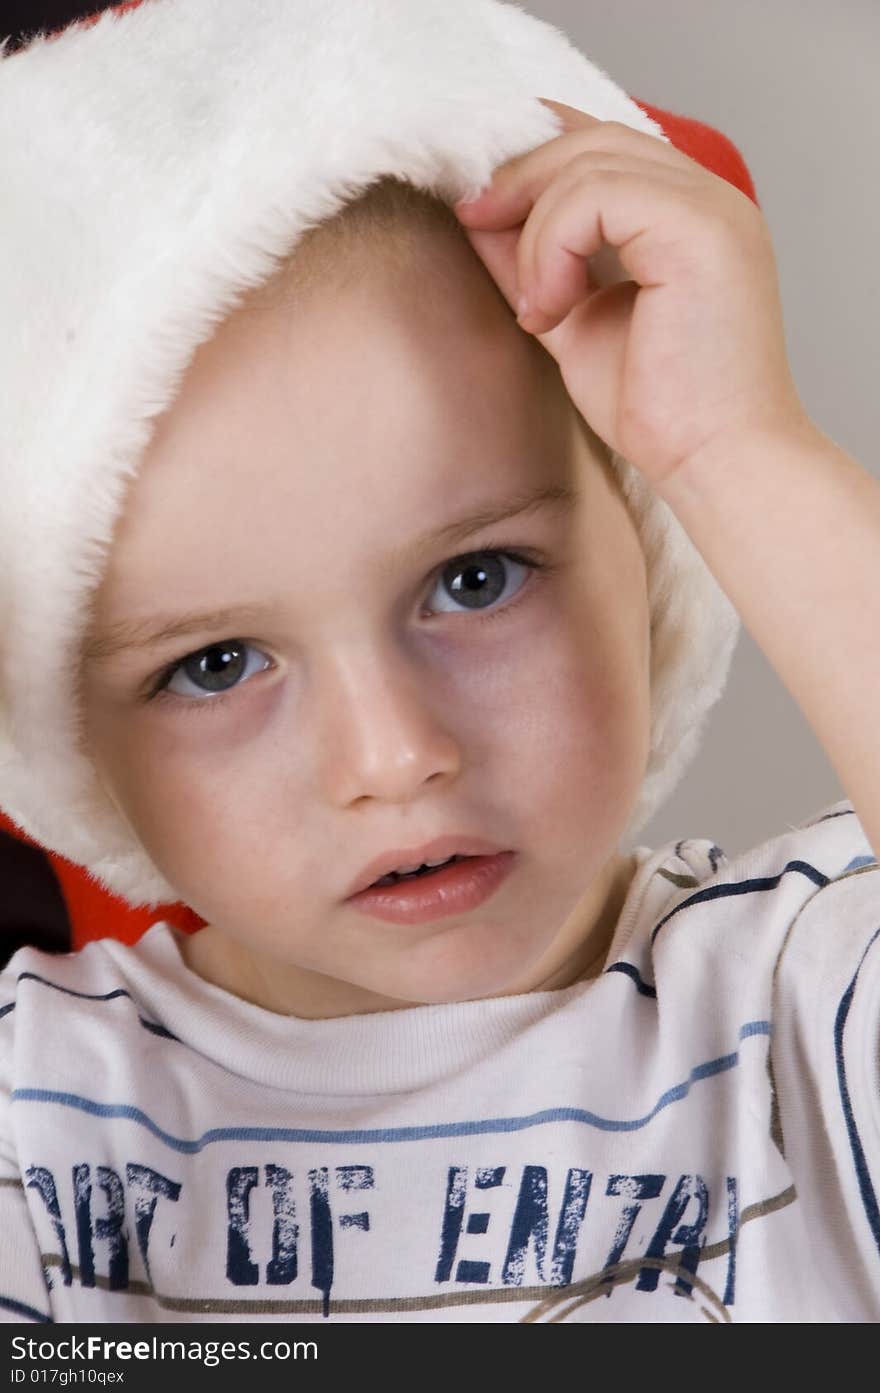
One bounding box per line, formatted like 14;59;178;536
314;641;463;807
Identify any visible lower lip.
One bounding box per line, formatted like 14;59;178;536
346;853;516;925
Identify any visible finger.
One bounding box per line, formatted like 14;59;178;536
555;278;640;442
515;156;694;326
460;218;626;340
536;97;603;130
461;220;581;370
516;163;692;332
458;223;524;319
454;116;683;230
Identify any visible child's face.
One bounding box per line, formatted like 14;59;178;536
81;226;651;1017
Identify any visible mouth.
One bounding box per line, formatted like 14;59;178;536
345;834;507;900
346;851;517;926
370;854;468;888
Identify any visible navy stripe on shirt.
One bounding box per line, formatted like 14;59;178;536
650;859;831;947
833;924;880;1258
1;972;179;1042
0;1293;52;1322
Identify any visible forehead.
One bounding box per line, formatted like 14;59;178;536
91;228;581;619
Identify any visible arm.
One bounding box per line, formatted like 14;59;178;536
657;416;880;857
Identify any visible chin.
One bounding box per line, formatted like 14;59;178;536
381;932;547;1007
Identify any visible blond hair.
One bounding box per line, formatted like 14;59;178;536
249;174;476;306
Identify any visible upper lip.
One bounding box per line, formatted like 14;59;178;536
345;834;507;899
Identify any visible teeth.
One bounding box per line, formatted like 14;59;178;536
396;854;456;875
372;854;460;888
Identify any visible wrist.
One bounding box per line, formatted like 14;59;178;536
654;409;825;513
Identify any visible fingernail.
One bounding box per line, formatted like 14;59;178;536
516;293;530;320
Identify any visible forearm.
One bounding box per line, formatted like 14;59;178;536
657;417;880;856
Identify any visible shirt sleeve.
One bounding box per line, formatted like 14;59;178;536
0;961;54;1323
771;860;880;1319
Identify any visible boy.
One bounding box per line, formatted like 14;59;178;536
0;0;877;1322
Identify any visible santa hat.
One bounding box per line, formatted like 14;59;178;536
0;0;749;912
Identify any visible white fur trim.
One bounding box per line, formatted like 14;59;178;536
0;0;738;906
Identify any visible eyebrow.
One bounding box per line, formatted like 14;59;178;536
82;481;577;663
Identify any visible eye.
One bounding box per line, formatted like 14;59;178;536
425;548;540;616
150;640;272;704
146;548;551;711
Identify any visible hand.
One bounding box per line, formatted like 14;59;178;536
453;98;811;492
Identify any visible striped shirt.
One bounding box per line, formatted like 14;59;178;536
1;798;878;1323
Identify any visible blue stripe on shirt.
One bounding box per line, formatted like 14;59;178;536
843;855;877;873
11;1019;771;1152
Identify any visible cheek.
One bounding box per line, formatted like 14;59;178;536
94;708;305;911
473;595;650;834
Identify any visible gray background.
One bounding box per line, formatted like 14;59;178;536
527;0;878;856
